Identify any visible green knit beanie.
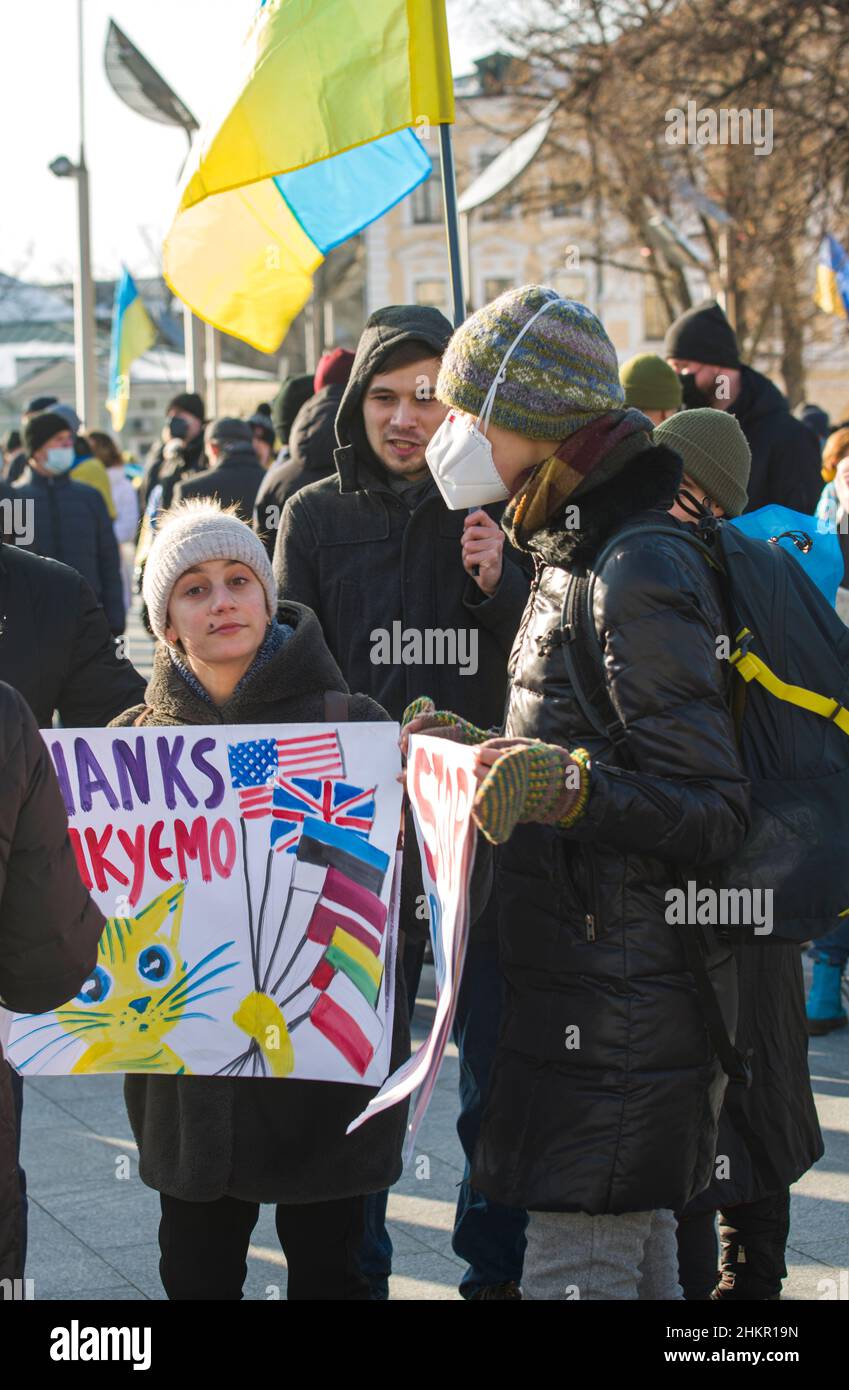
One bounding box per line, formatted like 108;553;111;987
436;284;625;440
620;353;683;412
653;408;751;517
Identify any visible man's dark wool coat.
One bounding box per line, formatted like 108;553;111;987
731;366;822;514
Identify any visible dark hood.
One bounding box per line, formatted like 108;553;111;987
334;304;453;491
730;365;789;427
290;384;345;476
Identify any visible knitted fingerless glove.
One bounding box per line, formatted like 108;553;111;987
472;744;592;845
402;696;492;746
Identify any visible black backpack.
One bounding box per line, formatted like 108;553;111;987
563;514;849;944
560;515;849;1083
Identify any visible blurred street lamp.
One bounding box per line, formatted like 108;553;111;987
50;2;98;428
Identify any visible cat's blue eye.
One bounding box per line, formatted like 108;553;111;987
76;965;111;1005
138;945;173;984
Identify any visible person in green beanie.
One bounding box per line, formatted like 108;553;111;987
653;405;823;1306
405;283;749;1300
619;353;682;426
653;407;750;520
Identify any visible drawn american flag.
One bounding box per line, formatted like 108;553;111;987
270;778;376;854
227;734;346;819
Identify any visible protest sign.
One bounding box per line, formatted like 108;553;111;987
348;734;478;1147
3;723;402;1085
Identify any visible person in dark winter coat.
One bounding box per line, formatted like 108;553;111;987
139;392;207;516
248;403;276;469
254;385;346;560
2;432;26;486
270;374;314;465
0;540;146;728
12;412;125;635
274;304;531;1300
654;408;823;1302
174;418;265;521
406;285;749;1300
112;500;407;1300
0;538;146;1273
0;682;105;1281
664;299;822;514
274;307;530;728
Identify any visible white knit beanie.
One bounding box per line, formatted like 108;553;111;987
142;499;277;641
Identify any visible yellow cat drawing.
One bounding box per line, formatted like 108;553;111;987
55;883;236;1075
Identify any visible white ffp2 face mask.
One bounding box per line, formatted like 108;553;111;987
425;410;509;510
426;292;563;511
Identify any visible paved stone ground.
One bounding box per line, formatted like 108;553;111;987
16;984;849;1301
16;601;848;1301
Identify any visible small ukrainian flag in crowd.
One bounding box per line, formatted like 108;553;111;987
164;0;455;353
106;268;156;431
814;234;849;320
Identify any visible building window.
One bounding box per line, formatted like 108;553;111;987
140;398;157;410
550;271;587;302
411;147;442;224
483;277;513;303
550;180;585;218
414;278;448;314
643;281;668;341
478;150;517;222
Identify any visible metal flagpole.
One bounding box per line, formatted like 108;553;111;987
75;0;98;427
438;124;466;328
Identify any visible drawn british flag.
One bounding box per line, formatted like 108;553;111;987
227;734;346;819
270;778;376;854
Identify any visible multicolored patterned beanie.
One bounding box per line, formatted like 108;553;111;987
436;284;625;440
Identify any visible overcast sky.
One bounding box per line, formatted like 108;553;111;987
1;0;502;285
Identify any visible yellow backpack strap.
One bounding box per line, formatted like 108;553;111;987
729;628;849;737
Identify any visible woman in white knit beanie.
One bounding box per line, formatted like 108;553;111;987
113;499;409;1301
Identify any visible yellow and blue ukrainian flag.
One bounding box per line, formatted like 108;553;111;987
164;0;455;352
106;268;156;431
814;235;849;320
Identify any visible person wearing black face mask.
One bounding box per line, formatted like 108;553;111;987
664;299;821;514
138;392;208;517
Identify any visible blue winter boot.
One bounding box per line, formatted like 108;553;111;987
806;956;848;1036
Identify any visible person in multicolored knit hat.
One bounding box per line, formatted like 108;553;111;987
404;283;749;1300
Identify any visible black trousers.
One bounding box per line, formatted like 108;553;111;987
159;1191;371;1300
677;1190;791;1300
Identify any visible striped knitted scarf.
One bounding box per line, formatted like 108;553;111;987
503;408;652;550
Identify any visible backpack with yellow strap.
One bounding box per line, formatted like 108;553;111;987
568;512;849;944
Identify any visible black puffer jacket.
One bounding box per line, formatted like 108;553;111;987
0;682;105;1279
254;385;345;558
472;442;750;1215
731;367;822;515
